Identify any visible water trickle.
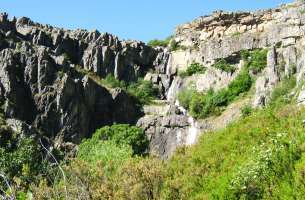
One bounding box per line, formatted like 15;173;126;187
175;100;200;145
186;116;199;145
166;77;183;102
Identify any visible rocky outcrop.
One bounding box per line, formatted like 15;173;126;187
137;101;208;159
13;14;158;82
253;47;279;107
0;13;150;149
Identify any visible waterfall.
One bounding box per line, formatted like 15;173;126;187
186;116;199;145
175;100;200;145
166;77;182;102
166;70;201;146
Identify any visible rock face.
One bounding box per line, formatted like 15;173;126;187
0;12;155;149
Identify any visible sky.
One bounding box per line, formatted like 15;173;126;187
0;0;293;42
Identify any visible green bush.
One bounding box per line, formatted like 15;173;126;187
127;79;159;105
213;58;236;73
0;117;49;192
147;36;172;48
228;132;300;199
231;32;241;38
294;154;305;199
245;49;268;73
77;124;148;178
101;75;158;105
179;63;206;77
78;140;132;175
240;49;250;61
84;124;148;156
101;74;126;88
241;105;253;117
189;89;222;118
169;40;179;51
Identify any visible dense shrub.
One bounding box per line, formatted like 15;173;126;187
179;63;206;77
169;39;178;51
241;105;253;117
32;156;165;200
101;74;127;88
127;79;159;105
228;132;299;199
78;140;132;176
79;124;148;157
294;154;305;199
0;114;52;197
243;49;268;73
213;58;236;73
101;75;158;105
114;157;165;200
147;36;172;47
189;89;222;118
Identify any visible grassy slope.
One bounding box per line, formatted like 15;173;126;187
29;76;305;200
163;100;305;199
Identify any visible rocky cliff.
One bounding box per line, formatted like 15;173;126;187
1;0;305;158
0;12;159;152
138;0;305;158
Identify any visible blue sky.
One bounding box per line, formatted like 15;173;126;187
0;0;293;42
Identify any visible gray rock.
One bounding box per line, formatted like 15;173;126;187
253;47;279;107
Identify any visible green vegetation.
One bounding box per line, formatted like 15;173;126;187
179;63;207;78
163;100;305;199
169;39;179;51
177;86;197;109
0;113;52;198
24;80;305;199
77;124;147;176
212;58;236;73
75;68;159;105
147;36;172;47
231;31;242;38
241;104;253;117
80;124;148;156
127;78;159;105
243;49;268;74
178;48;267;119
29;124;157;200
270;76;296;104
100;75;159;105
178;68;252;118
100;74;127;88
